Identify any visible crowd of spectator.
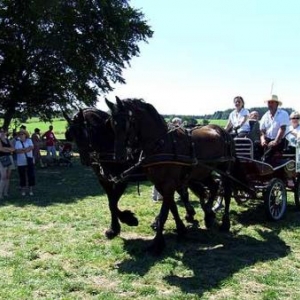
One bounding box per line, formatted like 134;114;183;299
0;125;70;198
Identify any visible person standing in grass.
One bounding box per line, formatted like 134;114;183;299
15;130;35;196
42;125;58;159
31;128;45;168
0;127;15;199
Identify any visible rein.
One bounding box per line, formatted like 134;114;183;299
108;151;235;184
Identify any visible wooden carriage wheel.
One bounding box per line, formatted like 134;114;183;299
264;178;287;221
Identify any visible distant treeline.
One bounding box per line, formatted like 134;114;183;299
164;106;295;127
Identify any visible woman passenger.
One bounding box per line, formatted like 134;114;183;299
225;96;250;137
285;111;300;153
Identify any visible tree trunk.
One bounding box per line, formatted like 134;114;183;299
2;109;16;130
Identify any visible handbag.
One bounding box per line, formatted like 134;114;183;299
26;157;34;166
0;155;12;167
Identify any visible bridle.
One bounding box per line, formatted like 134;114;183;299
111;109;140;156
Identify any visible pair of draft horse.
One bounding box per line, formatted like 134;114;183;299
65;107;195;242
105;97;249;255
66;98;248;255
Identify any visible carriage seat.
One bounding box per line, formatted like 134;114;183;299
234;138;254;159
234;120;261;160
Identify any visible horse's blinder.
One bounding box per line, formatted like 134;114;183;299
112;109;139;160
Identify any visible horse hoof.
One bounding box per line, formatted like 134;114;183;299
176;224;187;236
219;224;230;232
204;212;216;229
220;216;230;232
105;229;119;239
185;214;195;223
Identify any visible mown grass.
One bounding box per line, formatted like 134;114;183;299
11;117;68;140
5;118;227;140
1;157;300;299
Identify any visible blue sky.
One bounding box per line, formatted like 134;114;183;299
99;0;300;115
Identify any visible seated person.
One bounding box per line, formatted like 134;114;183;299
259;95;290;161
225;96;250;137
247;110;260;142
249;111;259;121
168;117;183;129
284;111;300;154
242;111;261;159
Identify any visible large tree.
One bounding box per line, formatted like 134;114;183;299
0;0;153;128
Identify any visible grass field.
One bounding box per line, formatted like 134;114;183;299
14;118;68;140
1;156;300;299
5;118;227;140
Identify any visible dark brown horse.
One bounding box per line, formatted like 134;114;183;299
65;108;196;239
106;97;249;255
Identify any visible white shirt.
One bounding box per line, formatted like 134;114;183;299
259;108;290;139
228;107;250;133
15;138;34;166
285;124;300;147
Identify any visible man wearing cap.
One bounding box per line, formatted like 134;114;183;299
259;95;289;159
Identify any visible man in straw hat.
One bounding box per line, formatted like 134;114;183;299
259;94;289;160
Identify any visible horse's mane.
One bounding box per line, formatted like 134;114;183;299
82;107;109;121
121;98;168;129
70;107;115;151
72;107;109;127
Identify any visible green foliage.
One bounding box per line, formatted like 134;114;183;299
201;119;210;126
0;0;153;128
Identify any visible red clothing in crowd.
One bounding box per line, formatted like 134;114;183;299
42;130;57;146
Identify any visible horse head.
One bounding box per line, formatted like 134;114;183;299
66;108;113;166
106;96;169;161
105;97;135;161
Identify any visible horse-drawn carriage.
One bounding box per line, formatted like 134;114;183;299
214;137;300;221
67;97;299;255
104;97;300;254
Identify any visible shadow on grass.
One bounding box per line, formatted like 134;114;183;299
2;158;103;207
2;157;152;208
231;197;300;230
118;227;290;297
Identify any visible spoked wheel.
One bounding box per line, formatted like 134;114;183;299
294;176;300;210
264;178;287;221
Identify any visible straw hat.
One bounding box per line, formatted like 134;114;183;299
265;94;282;106
18;130;30;138
290;111;300;119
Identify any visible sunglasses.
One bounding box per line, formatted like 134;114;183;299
290;117;300;120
